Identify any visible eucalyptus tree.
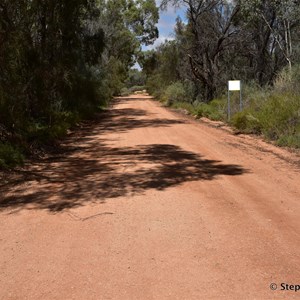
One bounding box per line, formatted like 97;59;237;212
97;0;159;95
239;0;300;80
0;0;159;146
161;0;241;101
158;0;300;100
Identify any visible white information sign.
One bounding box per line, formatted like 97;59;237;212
228;80;241;91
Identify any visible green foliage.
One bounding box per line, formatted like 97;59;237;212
277;134;300;148
146;74;165;98
150;64;300;149
274;64;300;95
195;100;225;121
144;40;181;99
129;86;146;93
230;67;300;148
171;101;195;112
163;82;187;106
120;85;146;96
120;87;131;96
0;143;24;169
125;69;147;88
257;94;300;140
24;110;80;144
231;110;262;133
0;0;159;167
169;99;225;121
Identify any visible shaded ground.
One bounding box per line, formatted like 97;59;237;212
0;97;246;212
0;94;299;299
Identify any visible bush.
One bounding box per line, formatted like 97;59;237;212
0;143;24;169
129;85;146;93
228;68;300;148
277;134;300;148
230;92;300;147
171;101;195;114
163;82;188;106
146;74;166;99
231;110;262;133
120;87;130;96
194;99;226;121
274;64;300;95
147;65;300;149
257;94;300;140
183;80;197;101
24;110;81;145
241;81;271;111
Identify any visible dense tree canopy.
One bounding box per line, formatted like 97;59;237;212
0;0;158;158
1;0;300;167
147;0;300;102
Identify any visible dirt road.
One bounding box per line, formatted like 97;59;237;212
0;94;300;299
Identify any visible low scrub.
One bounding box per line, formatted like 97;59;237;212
258;94;300;140
169;98;226;122
162;82;187;106
194;99;225;121
231;110;262;134
149;66;300;149
276;134;300;148
0;143;24;169
120;87;130;96
25;110;81;145
231;93;300;148
171;101;195;113
129;85;146;93
227;67;300;148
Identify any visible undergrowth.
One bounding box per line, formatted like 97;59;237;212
0;143;24;169
159;66;300;149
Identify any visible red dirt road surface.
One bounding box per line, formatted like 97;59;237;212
0;94;300;300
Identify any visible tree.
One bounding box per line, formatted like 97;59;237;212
238;0;300;83
161;0;241;101
97;0;159;95
0;0;159;150
153;0;300;101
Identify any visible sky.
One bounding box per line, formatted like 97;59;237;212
143;1;186;50
134;1;185;69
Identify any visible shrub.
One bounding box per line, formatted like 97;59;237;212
129;85;146;93
231;110;262;133
241;81;271;111
183;80;197;101
163;82;187;106
171;101;195;114
0;143;24;169
120;87;130;96
146;74;165;99
194;99;225;121
274;64;300;95
230;92;300;147
24;110;81;145
257;94;300;140
276;134;300;148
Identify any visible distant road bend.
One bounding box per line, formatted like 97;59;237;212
0;94;299;299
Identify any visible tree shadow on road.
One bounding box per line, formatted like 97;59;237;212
0;143;248;213
96;107;186;134
0;98;249;213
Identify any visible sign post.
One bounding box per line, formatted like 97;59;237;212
228;80;242;120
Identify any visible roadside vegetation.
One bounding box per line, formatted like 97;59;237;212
1;0;300;169
120;69;147;96
0;0;158;168
141;0;300;149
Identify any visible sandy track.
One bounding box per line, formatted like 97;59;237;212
0;94;299;299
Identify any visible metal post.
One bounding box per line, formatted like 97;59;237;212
240;81;243;112
228;89;231;121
